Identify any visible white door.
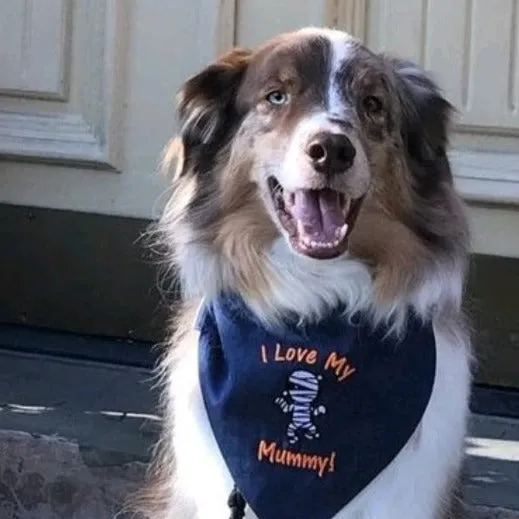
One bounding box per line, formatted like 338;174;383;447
1;0;518;253
0;0;214;218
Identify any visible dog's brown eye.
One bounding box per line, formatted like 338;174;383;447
266;90;290;106
363;95;383;115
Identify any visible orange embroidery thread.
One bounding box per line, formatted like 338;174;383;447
324;352;356;381
257;440;336;478
261;344;355;383
273;344;318;365
261;344;268;364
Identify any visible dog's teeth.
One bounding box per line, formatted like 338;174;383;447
309;241;335;248
298;233;342;249
336;223;348;240
297;220;305;235
300;233;313;248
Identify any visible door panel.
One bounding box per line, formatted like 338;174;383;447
367;0;519;133
0;0;216;217
0;0;125;169
367;0;519;208
235;0;326;47
0;0;70;99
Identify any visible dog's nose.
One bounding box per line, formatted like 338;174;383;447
305;132;356;174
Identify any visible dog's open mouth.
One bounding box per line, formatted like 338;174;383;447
268;177;363;259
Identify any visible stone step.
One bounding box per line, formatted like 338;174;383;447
0;349;517;518
0;430;145;519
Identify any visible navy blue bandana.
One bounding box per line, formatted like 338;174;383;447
197;294;436;519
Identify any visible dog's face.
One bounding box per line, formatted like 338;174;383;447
166;27;466;308
236;30;385;259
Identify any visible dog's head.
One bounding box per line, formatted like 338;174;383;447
162;28;468;319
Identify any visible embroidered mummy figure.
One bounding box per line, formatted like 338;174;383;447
275;370;326;444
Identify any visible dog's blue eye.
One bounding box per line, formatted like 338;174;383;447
266;90;289;106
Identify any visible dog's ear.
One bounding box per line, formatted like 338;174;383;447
389;58;453;165
177;48;252;164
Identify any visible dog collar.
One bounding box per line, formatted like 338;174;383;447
197;294;436;519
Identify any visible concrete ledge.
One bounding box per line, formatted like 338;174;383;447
464;414;519;511
472;507;519;519
0;350;160;462
0;349;518;518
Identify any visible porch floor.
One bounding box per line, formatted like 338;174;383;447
0;348;518;519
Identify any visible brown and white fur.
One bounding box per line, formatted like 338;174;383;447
138;27;472;519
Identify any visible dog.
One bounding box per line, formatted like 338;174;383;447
137;26;472;519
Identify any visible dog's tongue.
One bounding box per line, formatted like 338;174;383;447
292;189;344;241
